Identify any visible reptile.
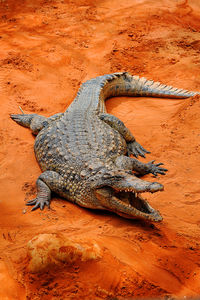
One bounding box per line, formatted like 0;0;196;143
11;72;199;222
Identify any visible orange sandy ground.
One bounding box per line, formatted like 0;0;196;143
0;0;200;299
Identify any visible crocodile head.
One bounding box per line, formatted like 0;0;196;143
89;168;163;222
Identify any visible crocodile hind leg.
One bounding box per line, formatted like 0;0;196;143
115;155;168;176
10;113;63;134
99;113;150;158
26;170;68;211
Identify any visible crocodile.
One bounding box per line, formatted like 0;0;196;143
11;72;199;222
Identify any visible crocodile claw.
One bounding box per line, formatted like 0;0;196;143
26;198;50;211
127;141;150;158
146;160;168;176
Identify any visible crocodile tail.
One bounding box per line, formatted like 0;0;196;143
117;72;199;99
67;72;199;113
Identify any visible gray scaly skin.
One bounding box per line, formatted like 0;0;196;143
11;72;199;222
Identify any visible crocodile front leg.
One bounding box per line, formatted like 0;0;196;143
115;155;168;176
26;171;69;210
11;113;63;134
99;113;150;158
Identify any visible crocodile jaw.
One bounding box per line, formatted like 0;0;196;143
94;187;163;222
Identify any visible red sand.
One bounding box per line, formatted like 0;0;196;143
0;0;200;299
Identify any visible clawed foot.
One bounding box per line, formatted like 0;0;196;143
10;114;27;126
127;141;150;158
10;113;35;127
26;197;50;211
10;114;23;122
146;160;168;176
